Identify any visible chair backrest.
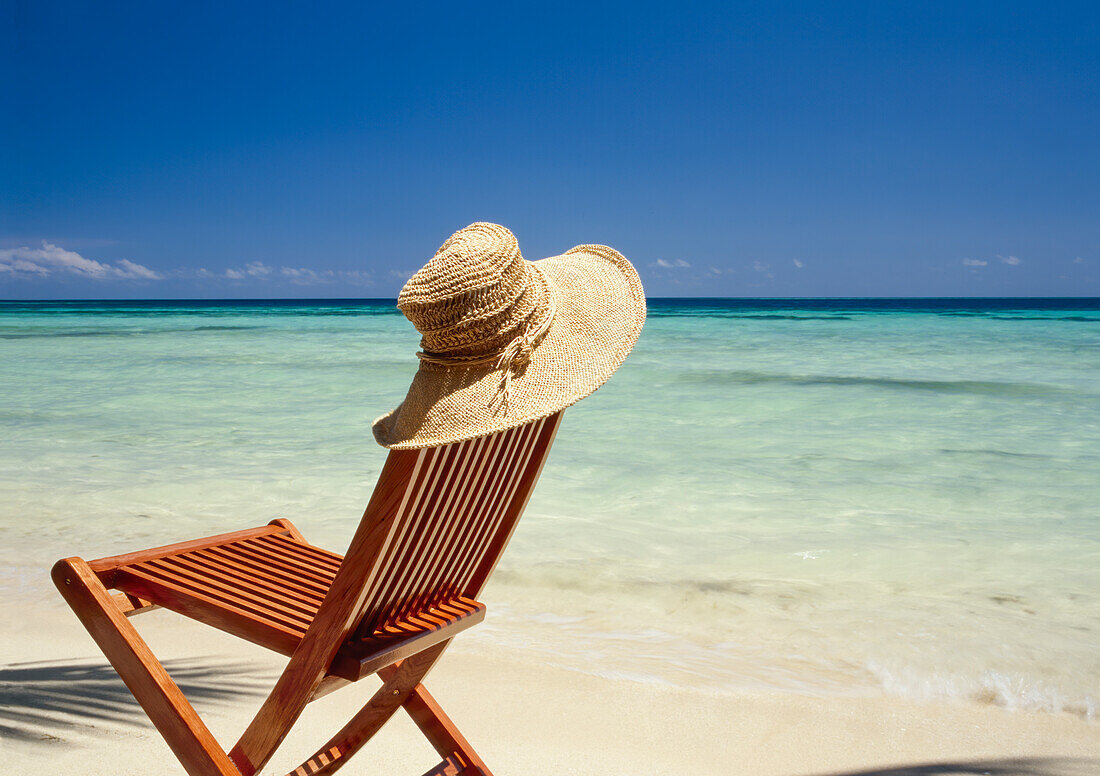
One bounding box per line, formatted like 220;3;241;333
225;412;565;774
340;411;563;640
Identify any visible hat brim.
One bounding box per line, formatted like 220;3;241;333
372;244;646;449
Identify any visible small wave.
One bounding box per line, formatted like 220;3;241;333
681;370;1084;397
987;315;1099;322
939;448;1051;460
0;329;139;339
729;314;851;320
190;325;266;331
868;661;1097;720
0;324;269;339
647;312;852;320
933;313;1100;322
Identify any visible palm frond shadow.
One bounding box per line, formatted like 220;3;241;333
816;758;1100;776
0;658;272;745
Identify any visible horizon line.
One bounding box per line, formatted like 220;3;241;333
2;295;1100;304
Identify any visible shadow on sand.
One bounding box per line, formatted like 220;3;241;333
815;759;1099;776
0;658;271;744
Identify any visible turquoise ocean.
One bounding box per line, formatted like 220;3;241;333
2;298;1098;718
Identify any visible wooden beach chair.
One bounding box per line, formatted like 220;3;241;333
52;412;562;776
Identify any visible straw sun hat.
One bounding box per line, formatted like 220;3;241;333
372;223;646;449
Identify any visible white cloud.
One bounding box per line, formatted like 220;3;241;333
0;241;161;279
654;258;690;269
279;267;372;286
340;270;373;284
0;241;110;276
998;255;1022;266
10;258;51;274
281;267;324;284
0;241;373;288
1074;256;1085;264
114;258;162;279
793;259;804;268
209;263;374;287
750;260;774;279
962;258;988;267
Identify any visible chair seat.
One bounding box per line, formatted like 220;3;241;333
101;523;487;682
111;527;340;655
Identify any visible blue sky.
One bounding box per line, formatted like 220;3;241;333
3;1;1097;298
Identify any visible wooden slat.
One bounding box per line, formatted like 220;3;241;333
464;413;562;595
415;434;497;606
138;559;315;630
265;533;343;568
111;590;160;617
353;446;443;633
197;546;330;601
413;427;527;611
329;597;485;681
384;426;521;627
115;566;306;656
246;535;340;577
363;445;450;626
449;420;541;597
107;525;349;657
89;524;290;576
230;540;337;587
157;553;320;619
424;429;517;605
380;440;478;624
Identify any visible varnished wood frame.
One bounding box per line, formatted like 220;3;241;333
51;412;562;776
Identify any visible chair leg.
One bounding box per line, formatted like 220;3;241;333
52;557;241;776
402;684;494;776
284;641;449;776
418;755;468;776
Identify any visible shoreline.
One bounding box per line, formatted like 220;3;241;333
4;609;1097;775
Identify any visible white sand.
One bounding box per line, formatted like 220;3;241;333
2;605;1097;775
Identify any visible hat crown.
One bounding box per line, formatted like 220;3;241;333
399;223;524;307
397;223;544;357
